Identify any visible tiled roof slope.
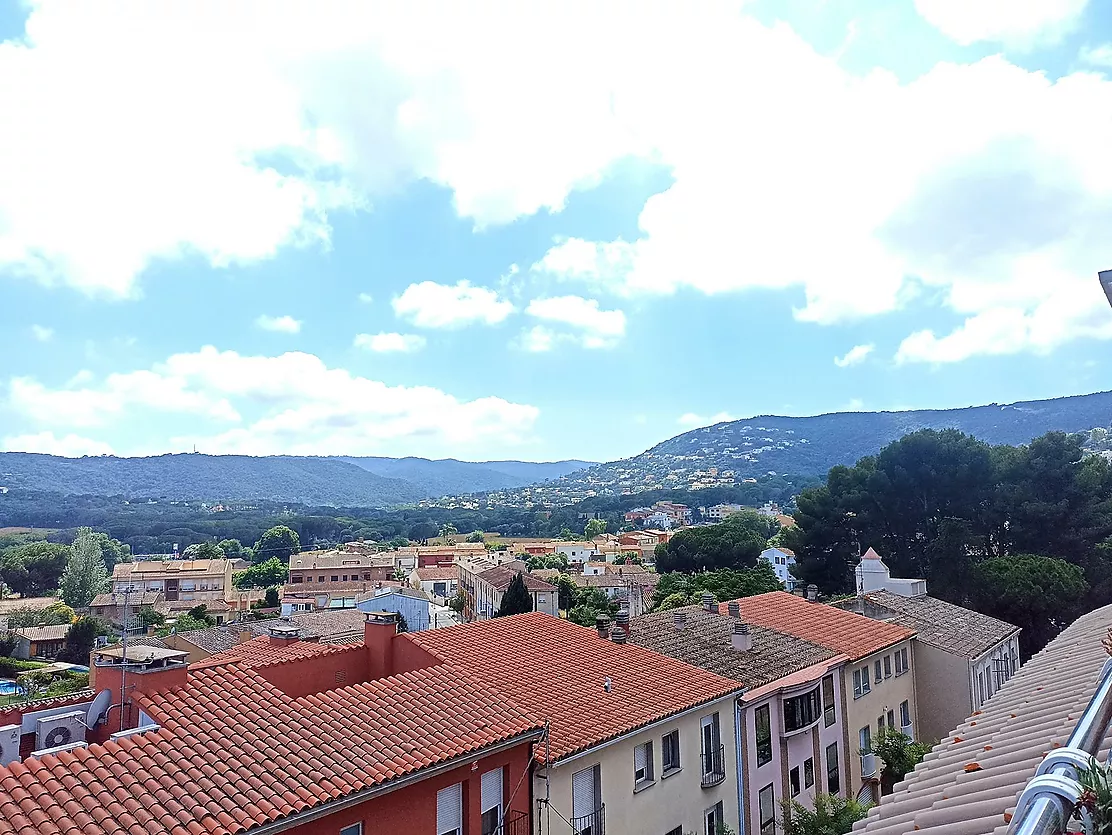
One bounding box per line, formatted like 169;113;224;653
12;625;69;641
854;603;1112;835
860;590;1019;658
415;566;459;581
0;655;542;835
478;565;556;592
733;591;914;660
406;612;743;762
626;605;838;689
204;634;345;668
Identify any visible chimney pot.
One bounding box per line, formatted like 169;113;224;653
727;601;740;618
701;591;715;612
673;610;687;631
596;613;612;640
615;609;630;628
731;621;753;652
806;584;818;602
611;627;627;644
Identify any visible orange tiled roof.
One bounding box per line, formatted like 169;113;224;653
414;566;459;582
203;634;343;668
0;653;542;835
733;591;913;661
406;612;743;763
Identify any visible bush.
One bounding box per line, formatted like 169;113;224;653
0;657;48;678
782;793;870;835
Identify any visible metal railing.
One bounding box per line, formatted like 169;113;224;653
701;744;726;787
571;805;605;835
861;752;878;779
501;809;530;835
1008;659;1112;835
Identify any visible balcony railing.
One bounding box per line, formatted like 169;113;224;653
701;744;726;787
501;809;530;835
860;752;877;779
571;805;605;835
900;722;914;740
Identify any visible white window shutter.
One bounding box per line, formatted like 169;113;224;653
481;767;503;814
634;743;647;772
572;767;597;818
437;783;462;834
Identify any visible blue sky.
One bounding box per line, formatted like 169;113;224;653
1;0;1111;463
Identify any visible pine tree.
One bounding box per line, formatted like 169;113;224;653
60;527;109;608
496;572;534;617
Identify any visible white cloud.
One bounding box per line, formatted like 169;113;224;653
31;325;53;342
2;431;114;457
524;296;626;349
914;0;1088;47
358;292;374;304
677;411;736;428
256;314;302;334
519;326;558;353
393;281;513;329
353;332;426;353
1081;44;1112;67
834;344;875;368
7;346;539;456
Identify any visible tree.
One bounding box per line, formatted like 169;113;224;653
218;539;246;559
233;557;289;589
438;523;459;541
263;587;280;608
84;531;131;573
396;613;409;633
526;553;570;573
408;521;438;542
971;554;1089;651
655;512;771;573
448;591;466;613
567;587;618;626
5;602;75;628
188;605;216;626
650;565;784;610
584;519;607;539
183;541;224;559
60;527;109;608
558;527;577;541
253;526;300;563
554;574;578;611
58;617;99;664
388;536;410;549
782;793;870;835
466;531;485;543
496;573;533;617
138;608;165;627
868;727;931;794
1;542;70;597
166;614;210;633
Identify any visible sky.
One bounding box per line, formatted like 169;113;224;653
2;0;1112;464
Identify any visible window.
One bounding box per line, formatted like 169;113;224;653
755;704;772;767
1002;652;1010;681
666;828;683;835
318;575;325;582
804;757;815;789
895;647;909;676
826;743;840;794
789;765;801;797
662;730;680;774
853;669;862;698
874;660;882;683
859;726;871;755
822;675;836;727
481;767;503;835
758;784;775;835
706;801;725;835
883;655;892;678
572;765;601;834
978;670;986;705
702;713;722;778
784;687;821;733
900;700;910;728
859;666;871;696
331;575;339;582
887;709;895;730
634;741;655;787
342;574;348;582
291;575;303;584
436;783;462;835
877;716;885;735
340;824;362;835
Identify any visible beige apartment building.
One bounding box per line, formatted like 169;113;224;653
112;559;232;604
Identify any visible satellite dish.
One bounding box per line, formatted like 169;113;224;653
86;689;112;728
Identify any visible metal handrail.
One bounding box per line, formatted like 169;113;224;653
1009;659;1112;835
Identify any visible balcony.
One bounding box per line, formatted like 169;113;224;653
571;805;605;835
861;752;878;779
701;744;726;788
901;722;914;740
503;810;530;835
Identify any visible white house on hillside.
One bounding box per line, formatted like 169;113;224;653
759;547;797;590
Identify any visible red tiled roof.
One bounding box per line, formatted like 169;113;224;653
406;612;743;763
203;634;342;668
414;566;459;582
0;653;541;835
732;591;914;661
477;565;556;592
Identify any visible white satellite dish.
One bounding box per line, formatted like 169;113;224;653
85;690;112;729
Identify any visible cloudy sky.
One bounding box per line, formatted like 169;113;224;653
2;0;1112;463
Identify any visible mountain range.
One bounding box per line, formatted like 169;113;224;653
0;453;593;507
531;390;1112;501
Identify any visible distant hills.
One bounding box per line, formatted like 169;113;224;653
539;390;1112;499
0;453;593;507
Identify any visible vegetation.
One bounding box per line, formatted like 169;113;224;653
526;553;570;573
233;557;289;589
188;605;216;625
253;525;300;562
59;527;109;608
496;573;533;617
0;657;48;678
1076;757;1112;835
447;592;465;613
567;587;619;627
868;727;931;794
584;518;607;538
784;430;1112;656
651;565;784;610
4;602;75;628
781;793;870;835
655;512;778;573
58;616;99;664
183;541;223;559
0;541;69;597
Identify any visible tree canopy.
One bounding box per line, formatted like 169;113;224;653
253;525;300;563
0;541;70;597
584;518;607;539
233;557;289;589
59;527;109;608
183;541;224;560
651;564;784;610
654;511;774;573
496;573;533;617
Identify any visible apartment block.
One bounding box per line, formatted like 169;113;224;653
112;558;232;603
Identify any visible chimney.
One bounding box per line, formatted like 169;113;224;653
806;584;818;602
727;601;740;618
611;627;627;644
238;627;254;644
614;608;630;632
731;621;752;652
673;610;687;631
596;613;612;640
268;622;301;646
364;611;399;679
701;591;716;612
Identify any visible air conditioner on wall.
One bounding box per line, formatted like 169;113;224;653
34;710;86;752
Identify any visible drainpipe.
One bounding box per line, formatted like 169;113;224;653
735;696;748;835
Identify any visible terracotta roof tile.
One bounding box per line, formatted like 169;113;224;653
406;612;743;763
477;565;556;592
200;635;341;669
855;591;1020;659
11;625;69;642
414;566;459;582
854;603;1112;835
732;591;914;661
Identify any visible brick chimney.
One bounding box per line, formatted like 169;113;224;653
268;622;301;646
364;611;399;679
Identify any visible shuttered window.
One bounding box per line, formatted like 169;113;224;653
481;768;503;835
437;783;462;835
572;765;599;818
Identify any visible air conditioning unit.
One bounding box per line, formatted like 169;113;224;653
0;724;20;766
35;711;86;752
